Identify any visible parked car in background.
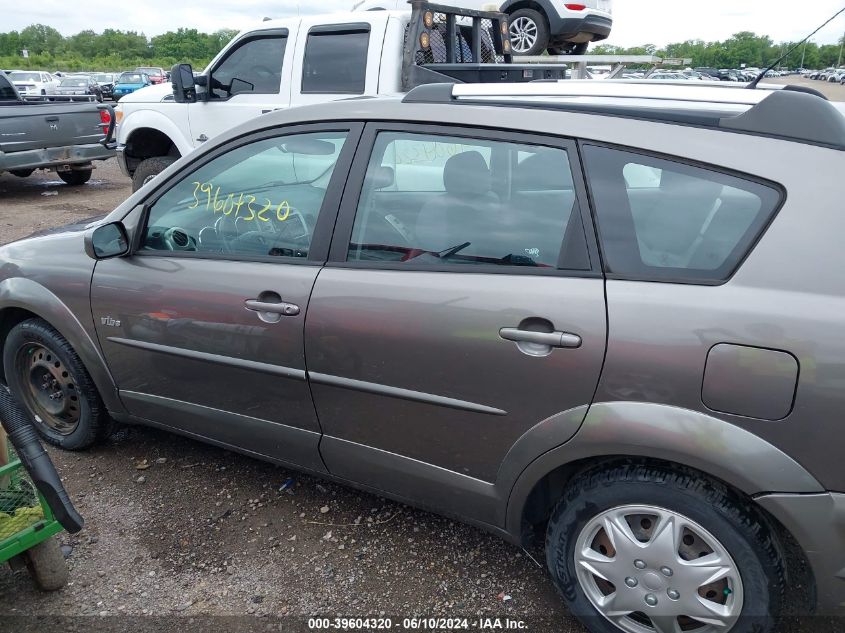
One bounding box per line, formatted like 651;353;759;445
353;0;613;55
135;66;167;85
112;72;151;100
92;72;119;100
7;70;59;96
0;71;114;185
55;75;103;101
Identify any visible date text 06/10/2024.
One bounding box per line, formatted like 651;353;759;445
307;618;528;630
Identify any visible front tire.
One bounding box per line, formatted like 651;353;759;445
545;463;785;633
58;169;92;186
132;156;176;192
3;318;111;450
507;8;549;56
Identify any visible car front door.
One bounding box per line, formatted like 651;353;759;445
91;123;362;470
305;124;607;522
189;29;292;147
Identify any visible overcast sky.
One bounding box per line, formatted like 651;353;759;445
5;0;845;47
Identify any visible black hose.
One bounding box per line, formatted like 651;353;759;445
0;388;84;533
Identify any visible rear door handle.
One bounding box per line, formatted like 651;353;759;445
245;299;300;316
499;327;581;349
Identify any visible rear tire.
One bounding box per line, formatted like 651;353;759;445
507;9;549;56
132;156;176;192
58;169;92;186
3;318;111;450
545;463;786;633
9;169;35;178
24;537;68;591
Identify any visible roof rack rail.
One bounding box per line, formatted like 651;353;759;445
401;82;845;150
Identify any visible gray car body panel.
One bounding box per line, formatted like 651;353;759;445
2;94;845;614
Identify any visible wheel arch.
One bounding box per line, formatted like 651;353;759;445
120;110;189;176
500;0;553;28
0;278;124;415
502;401;824;542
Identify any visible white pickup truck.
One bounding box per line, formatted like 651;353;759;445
114;1;565;190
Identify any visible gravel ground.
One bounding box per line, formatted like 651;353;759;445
0;74;842;631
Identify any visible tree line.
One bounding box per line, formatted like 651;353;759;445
0;24;843;73
594;31;845;70
0;24;239;71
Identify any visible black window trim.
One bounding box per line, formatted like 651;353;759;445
206;28;289;102
327;121;602;279
578;139;787;287
300;24;372;96
128;121;365;266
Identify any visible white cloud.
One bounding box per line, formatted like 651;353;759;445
3;0;843;46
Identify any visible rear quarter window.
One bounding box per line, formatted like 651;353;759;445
583;145;783;283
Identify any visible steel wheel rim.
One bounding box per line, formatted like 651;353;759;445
574;504;744;633
509;17;538;53
142;173;158;186
15;343;81;436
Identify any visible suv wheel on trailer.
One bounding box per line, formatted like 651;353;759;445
507;9;549;56
3;318;111;450
132;156;176;192
58;169;92;186
546;463;786;633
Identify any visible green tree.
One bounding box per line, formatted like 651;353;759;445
19;24;64;55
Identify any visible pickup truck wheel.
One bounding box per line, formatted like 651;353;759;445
545;463;785;633
508;9;549;55
58;170;92;186
9;169;35;178
3;318;111;450
132;157;176;192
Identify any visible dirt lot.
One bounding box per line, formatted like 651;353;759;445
0;75;841;632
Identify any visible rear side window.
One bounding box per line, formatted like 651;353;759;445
302;28;370;94
583;145;782;283
210;34;287;99
347;131;589;270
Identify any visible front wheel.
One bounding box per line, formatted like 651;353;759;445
507;8;549;55
132;156;176;192
58;169;92;186
3;318;111;450
546;464;785;633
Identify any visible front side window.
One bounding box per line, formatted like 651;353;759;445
210;35;286;99
141;131;349;260
302;29;369;94
348;131;588;270
583;145;782;282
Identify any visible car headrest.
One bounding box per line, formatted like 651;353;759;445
513;150;573;191
443;151;491;196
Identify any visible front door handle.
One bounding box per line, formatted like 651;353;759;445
245;299;300;316
499;327;582;349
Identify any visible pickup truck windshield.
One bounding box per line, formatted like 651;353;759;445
10;72;41;82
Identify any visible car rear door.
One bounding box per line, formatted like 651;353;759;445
305;123;607;522
90;123;362;471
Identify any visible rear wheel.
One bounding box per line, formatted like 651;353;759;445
507;9;549;56
58;169;92;186
545;463;785;633
3;318;111;450
132;156;176;192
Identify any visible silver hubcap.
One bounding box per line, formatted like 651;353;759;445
574;505;744;633
142;173;158;186
509;16;538;53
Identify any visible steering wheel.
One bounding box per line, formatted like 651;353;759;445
162;226;197;251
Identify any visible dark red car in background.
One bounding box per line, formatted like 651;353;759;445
135;66;167;85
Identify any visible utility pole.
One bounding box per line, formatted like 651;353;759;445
800;39;807;70
838;31;843;67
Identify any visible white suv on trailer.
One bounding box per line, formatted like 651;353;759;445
353;0;613;55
